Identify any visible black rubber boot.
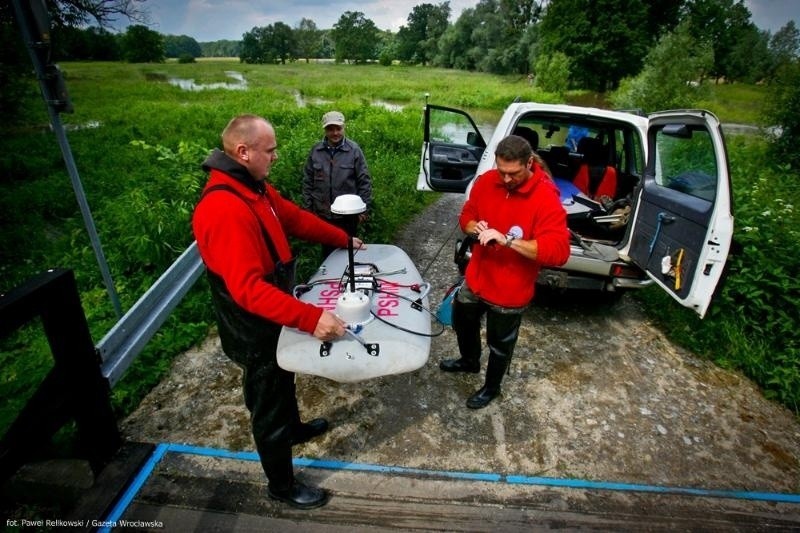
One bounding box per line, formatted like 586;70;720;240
465;310;521;409
443;296;483;373
439;358;480;373
263;449;330;509
466;355;510;409
268;481;330;509
291;418;329;446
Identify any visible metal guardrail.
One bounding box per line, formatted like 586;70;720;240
0;240;203;481
97;241;205;387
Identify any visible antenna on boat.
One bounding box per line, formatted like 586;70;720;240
330;194;370;326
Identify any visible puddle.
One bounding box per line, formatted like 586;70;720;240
293;92;333;108
43;120;102;133
63;120;102;132
293;92;404;112
168;71;247;91
373;100;404;112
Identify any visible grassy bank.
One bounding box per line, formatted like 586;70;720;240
1;61;796;441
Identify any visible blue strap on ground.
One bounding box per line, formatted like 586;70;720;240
100;442;800;529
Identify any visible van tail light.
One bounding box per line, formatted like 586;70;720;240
611;263;645;279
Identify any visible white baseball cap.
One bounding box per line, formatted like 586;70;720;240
322;111;345;128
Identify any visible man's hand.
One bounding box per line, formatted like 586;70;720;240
474;220;490;234
313;310;346;341
352;237;366;250
477;227;504;247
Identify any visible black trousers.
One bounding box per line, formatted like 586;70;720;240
452;283;524;379
206;270;300;490
240;342;301;490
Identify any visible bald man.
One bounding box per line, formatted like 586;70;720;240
193;114;364;509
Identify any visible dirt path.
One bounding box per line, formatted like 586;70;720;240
121;193;800;498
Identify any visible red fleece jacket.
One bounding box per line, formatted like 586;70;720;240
460;165;570;307
193;169;350;334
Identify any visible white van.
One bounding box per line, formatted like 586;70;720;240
417;102;734;318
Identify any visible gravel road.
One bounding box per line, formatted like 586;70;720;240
121;192;800;502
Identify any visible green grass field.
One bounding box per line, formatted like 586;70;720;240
1;61;796;441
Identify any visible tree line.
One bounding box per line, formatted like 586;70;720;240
237;0;798;90
5;1;799;82
2;0;799;112
10;23;238;63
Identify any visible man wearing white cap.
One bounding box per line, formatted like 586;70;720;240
303;110;373;258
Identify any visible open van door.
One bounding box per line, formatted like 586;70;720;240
417;105;487;193
628;110;734;318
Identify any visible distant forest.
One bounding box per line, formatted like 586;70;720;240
3;0;799;90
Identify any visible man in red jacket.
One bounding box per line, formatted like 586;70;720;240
440;135;570;409
193;114;363;509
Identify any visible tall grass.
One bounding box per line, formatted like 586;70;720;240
1;61;548;429
1;61;796;436
695;83;768;126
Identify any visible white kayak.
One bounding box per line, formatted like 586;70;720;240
277;244;432;383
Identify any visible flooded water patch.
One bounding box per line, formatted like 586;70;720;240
292;92;405;112
373;100;404;112
293;91;332;108
168;71;247;91
64;120;102;132
42;120;102;133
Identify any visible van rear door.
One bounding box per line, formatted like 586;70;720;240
628;111;734;318
417;105;486;193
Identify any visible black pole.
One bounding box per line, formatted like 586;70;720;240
346;215;357;292
9;0;122;318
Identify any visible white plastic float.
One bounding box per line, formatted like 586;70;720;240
276;244;432;382
277;195;433;383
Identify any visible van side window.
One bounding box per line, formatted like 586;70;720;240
654;127;717;202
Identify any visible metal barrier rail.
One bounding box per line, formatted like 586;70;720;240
97;242;205;387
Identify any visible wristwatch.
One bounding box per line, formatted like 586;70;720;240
504;234;515;247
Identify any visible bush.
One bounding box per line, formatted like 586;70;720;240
378;50;393;66
533;52;571;95
610;22;712;112
763;61;800;169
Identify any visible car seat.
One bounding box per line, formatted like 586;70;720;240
541;145;570;179
572;137;617;200
513;126;539;151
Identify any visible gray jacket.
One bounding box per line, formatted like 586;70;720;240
302;138;372;219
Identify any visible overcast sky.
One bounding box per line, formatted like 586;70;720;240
124;0;800;42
